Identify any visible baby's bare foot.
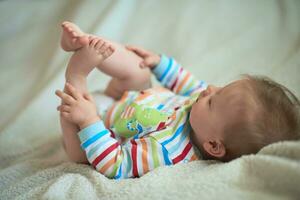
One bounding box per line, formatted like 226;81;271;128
61;21;89;51
66;37;115;77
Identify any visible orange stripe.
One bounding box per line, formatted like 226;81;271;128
99;150;121;174
156;86;169;92
170;112;176;121
105;104;116;127
166;112;177;126
190;153;199;161
140;139;149;174
176;72;191;93
120;91;129;102
123;106;129;118
129;106;135;117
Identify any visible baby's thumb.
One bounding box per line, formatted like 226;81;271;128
139;61;147;68
83;93;93;101
143;57;156;68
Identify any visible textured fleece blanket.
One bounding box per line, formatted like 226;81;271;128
0;0;300;199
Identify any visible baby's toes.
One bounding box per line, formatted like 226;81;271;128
104;46;114;58
66;25;73;33
62;21;70;28
90;38;99;47
95;39;104;50
99;43;109;54
108;46;115;55
71;31;78;37
88;35;97;43
62;21;71;26
88;37;93;45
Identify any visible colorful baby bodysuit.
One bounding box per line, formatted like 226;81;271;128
78;55;207;179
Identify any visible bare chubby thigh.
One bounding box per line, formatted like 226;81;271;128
104;70;152;100
91;36;153;99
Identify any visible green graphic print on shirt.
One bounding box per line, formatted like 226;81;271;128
113;102;169;138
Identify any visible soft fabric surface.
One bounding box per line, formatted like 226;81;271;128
0;1;300;199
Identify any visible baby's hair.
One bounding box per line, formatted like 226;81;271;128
222;74;300;161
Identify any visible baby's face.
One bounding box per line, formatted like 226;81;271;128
189;80;244;148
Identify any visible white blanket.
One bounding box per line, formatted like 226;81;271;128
0;1;300;199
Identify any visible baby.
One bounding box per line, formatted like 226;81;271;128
56;22;300;179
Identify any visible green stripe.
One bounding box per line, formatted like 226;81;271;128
109;152;123;178
155;110;188;142
175;112;186;128
111;103;126;124
151;138;159;168
153;129;173;140
182;78;194;94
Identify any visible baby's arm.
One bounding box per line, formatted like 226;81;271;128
126;46;207;96
78;121;171;178
56;83;171;178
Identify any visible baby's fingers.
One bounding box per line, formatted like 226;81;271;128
83;92;95;103
55;90;75;105
60;111;70;119
140;58;154;68
125;45;149;58
65;82;82;100
57;105;71;112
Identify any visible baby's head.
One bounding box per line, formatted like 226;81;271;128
189;75;300;162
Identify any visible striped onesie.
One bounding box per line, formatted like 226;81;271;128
78;55;207;179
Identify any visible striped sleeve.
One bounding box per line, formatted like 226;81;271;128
78;120;172;179
152;54;207;96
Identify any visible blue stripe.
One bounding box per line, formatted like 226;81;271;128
133;133;139;139
182;80;207;96
183;85;199;96
78;121;106;142
122;148;132;177
163;63;178;85
159;58;173;81
182;88;195;96
81;130;109;149
87;136;111;158
168;128;189;154
179;76;193;95
114;163;122;179
157;104;164;110
162;123;185;146
162;145;172;165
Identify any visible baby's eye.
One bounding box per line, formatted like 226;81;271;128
209;98;212;107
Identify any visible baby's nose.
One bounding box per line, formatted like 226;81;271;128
201;85;217;97
208;85;218;91
201;87;211;97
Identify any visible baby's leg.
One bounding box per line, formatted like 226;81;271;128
60;37;114;164
61;21;152;100
92;36;152;99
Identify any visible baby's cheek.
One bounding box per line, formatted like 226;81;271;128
190;105;198;123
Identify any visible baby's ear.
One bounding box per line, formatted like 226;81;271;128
202;139;226;159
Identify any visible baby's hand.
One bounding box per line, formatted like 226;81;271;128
125;45;161;69
55;83;100;129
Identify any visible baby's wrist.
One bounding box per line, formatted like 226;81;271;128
79;116;101;130
151;54;162;70
155;54;161;65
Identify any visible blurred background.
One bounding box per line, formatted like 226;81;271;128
0;0;299;156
